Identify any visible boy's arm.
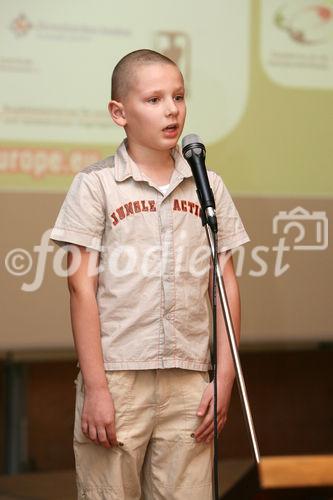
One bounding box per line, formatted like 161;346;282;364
194;250;240;443
212;250;240;399
67;245;118;448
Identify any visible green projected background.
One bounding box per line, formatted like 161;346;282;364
1;0;332;196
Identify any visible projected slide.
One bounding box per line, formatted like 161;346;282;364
261;0;333;89
0;1;250;187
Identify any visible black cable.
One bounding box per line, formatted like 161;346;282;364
212;231;219;499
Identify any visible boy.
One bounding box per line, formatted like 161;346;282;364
50;49;250;499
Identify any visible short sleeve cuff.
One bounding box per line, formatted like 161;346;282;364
50;228;103;252
218;230;250;253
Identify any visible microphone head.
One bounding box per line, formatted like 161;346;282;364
181;133;203;150
182;134;205;159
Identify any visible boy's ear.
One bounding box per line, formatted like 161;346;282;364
108;100;126;126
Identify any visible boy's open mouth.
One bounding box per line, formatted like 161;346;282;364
163;124;178;131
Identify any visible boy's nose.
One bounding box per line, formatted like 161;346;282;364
165;98;178;116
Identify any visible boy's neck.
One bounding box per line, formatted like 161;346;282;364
126;140;175;185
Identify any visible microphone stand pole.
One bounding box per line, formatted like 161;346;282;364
202;214;260;498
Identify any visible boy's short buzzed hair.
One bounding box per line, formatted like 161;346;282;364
111;49;179;102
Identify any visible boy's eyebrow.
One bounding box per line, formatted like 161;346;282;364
143;86;185;95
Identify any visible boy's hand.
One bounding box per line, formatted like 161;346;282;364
81;387;118;448
194;379;233;444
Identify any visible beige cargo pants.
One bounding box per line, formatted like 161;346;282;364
73;368;213;499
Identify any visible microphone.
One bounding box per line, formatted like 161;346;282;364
182;134;218;233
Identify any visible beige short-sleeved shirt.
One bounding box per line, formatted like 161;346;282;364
50;138;250;371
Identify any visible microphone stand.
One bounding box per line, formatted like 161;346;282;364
201;210;260;499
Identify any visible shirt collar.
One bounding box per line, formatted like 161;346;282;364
114;137;193;182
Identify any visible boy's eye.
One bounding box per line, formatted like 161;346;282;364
147;97;159;104
174;95;184;101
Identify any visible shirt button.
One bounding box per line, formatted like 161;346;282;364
165;313;172;320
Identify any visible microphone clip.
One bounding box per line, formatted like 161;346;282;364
197;190;218;233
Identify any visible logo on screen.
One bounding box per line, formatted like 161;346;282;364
154;31;191;95
274;1;333;45
10;14;32;37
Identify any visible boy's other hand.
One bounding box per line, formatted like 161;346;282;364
194;379;232;444
81;387;118;448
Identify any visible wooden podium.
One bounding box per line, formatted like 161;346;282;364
218;455;333;499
